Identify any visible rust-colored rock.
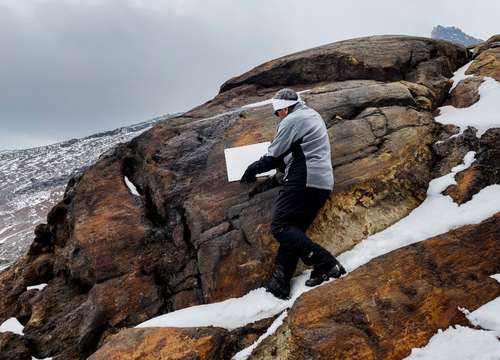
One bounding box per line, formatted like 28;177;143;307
467;35;500;81
432;126;480;179
89;316;277;360
444;76;484;108
229;316;277;351
220;35;467;104
0;35;471;359
88;327;233;360
444;128;500;204
251;213;500;360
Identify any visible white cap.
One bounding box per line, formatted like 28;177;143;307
272;88;300;112
272;98;300;111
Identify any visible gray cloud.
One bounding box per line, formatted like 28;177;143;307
1;0;499;149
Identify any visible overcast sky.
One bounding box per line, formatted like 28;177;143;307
1;0;498;150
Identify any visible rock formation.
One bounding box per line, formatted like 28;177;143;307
431;25;483;47
251;213;500;359
1;34;499;360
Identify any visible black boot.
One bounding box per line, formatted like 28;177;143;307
305;262;346;287
264;264;291;300
266;228;303;300
303;244;346;287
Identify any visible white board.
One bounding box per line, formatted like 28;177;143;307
224;142;276;182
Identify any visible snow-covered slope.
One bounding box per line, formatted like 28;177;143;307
0;115;174;270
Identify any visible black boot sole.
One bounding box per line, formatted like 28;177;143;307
305;264;346;287
265;286;290;300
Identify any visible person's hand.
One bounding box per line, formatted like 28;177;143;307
240;162;259;183
240;167;257;183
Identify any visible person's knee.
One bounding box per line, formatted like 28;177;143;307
271;224;306;248
270;220;287;239
271;224;287;243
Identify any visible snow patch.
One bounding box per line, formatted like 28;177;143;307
408;274;500;359
338;152;499;272
404;325;500;360
449;61;474;92
463;274;500;334
27;283;47;291
436;76;500;137
124;176;140;196
0;318;52;359
137;273;310;330
466;298;500;334
0;317;24;335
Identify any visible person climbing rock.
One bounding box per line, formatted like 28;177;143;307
240;88;346;300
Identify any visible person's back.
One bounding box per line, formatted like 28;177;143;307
268;102;334;190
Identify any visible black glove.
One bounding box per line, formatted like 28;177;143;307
240;162;259;183
248;173;283;197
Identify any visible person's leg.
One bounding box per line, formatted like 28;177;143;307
265;188;305;299
295;187;346;286
264;228;301;299
265;187;345;298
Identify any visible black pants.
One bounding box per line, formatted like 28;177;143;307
270;186;332;278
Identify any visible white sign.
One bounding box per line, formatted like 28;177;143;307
224;142;276;182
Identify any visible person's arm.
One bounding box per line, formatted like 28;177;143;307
241;118;298;183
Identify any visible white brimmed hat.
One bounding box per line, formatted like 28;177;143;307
272;88;300;112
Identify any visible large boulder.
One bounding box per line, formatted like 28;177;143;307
87;327;233;360
88;317;277;360
467;35;500;81
251;212;500;360
0;35;474;359
220;35;467;108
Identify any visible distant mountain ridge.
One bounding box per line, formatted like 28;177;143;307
0;113;176;269
431;25;483;46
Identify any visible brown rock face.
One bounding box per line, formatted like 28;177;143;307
88;316;277;359
88;327;233;360
0;332;32;360
0;35;472;359
467;35;500;81
444;76;484;108
435;36;500;203
251;213;500;360
444;128;500;204
220;35;467;108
